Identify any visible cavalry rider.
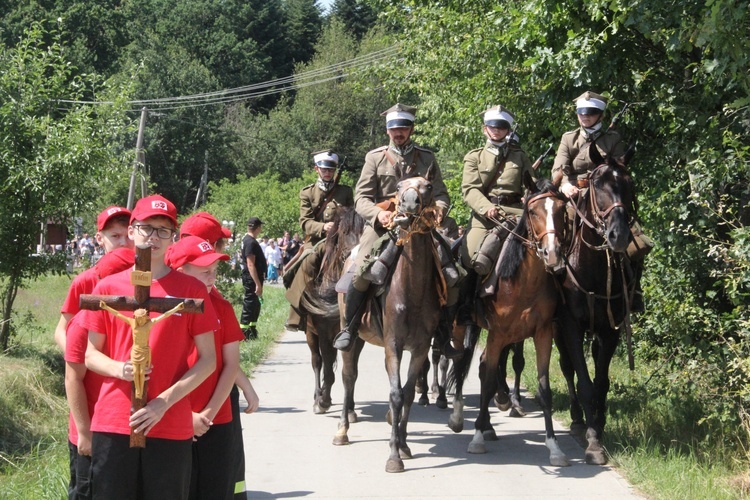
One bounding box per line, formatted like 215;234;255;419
552;90;651;312
458;105;535;326
332;103;460;357
284;150;354;332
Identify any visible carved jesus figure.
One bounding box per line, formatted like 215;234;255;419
98;300;185;399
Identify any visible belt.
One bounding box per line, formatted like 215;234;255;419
489;194;521;206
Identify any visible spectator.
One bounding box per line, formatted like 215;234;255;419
264;239;282;284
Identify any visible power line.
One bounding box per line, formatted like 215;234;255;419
58;45;400;111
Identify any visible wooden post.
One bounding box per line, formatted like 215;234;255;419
127;107;149;211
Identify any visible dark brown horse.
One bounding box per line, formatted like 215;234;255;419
467;179;570;466
299;207;365;414
555;148;637;465
332;174;443;473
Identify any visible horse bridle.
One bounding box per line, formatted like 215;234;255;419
572;164;627;251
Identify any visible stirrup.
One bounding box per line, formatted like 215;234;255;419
333;327;357;352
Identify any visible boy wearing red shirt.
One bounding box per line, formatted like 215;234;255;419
82;195;218;499
55;206;134;351
64;248;135;499
167;235;248;499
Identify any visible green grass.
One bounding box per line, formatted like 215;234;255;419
0;273;288;497
518;340;749;499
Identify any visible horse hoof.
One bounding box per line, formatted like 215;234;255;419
550;454;571;467
385;458;404;473
585;448;608;465
313;403;326;415
483;429;499;441
332;434;350;446
435;397;448;410
508;406;526;418
448;416;464;433
347;411;358;424
386;410;392;426
399;446;412;459
495;395;512;412
418;395;429;406
467;442;486;454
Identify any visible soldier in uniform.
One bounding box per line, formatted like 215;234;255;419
552;91;649;312
284;151;354;331
458;105;535;325
333;103;459;356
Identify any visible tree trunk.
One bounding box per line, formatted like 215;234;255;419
0;274;20;351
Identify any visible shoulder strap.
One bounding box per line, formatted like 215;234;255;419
483;147;508;195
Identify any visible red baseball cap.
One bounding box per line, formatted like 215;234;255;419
97;206;131;231
95;247;136;279
130;195;178;227
181;212;231;245
165;235;229;269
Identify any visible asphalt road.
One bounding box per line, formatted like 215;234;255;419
238;330;641;499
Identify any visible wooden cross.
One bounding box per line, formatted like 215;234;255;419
80;244;205;447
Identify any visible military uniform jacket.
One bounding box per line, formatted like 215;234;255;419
552;128;625;187
355;141;450;226
462;142;533;227
299;182;354;243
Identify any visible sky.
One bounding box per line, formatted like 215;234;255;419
319;0;333;12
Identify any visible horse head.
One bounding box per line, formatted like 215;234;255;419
393;175;434;228
524;177;567;274
585;144;635;253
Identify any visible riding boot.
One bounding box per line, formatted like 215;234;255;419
433;232;461;287
456;269;478;326
333;283;369;351
436;303;462;360
362;238;400;286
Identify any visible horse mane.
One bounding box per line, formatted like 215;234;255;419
497;179;557;280
300;207;365;317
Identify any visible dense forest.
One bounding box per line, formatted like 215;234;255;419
0;0;748;484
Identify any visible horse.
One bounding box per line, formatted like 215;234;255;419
332;173;443;473
555;146;637;465
299;207;365;414
465;178;570;466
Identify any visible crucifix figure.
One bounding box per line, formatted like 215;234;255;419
80;244;204;447
97;301;185;400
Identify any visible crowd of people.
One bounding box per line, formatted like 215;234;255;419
54;92;650;500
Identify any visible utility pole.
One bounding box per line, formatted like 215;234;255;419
194;151;209;210
127;107;149;210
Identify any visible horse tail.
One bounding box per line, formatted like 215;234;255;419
446;324;480;393
497;217;528;280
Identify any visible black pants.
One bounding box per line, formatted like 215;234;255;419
230;385;246;498
239;275;262;330
190;422;234;500
68;440;93;500
91;432;192;500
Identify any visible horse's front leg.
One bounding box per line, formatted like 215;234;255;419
384;343;405;473
449;324;478;433
469;341;502;454
332;340;364;446
399;345;430;461
435;352;449;409
555;316;587;435
534;329;569;467
587;329;620;465
306;329;325;414
495;344;512;411
318;324;338;413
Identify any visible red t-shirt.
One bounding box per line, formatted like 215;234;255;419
188;288;245;424
64;314;105;446
61;267;99;315
79;269;218;440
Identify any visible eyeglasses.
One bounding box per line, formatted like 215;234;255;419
133;224;175;239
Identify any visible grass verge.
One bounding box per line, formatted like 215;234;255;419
0;273;287;497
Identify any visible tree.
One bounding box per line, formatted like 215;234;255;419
284;0;324;64
329;0;378;40
0;23;132;350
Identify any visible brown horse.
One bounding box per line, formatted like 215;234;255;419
555;147;636;465
332;174;443;473
467;179;570;467
299;207;365;414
